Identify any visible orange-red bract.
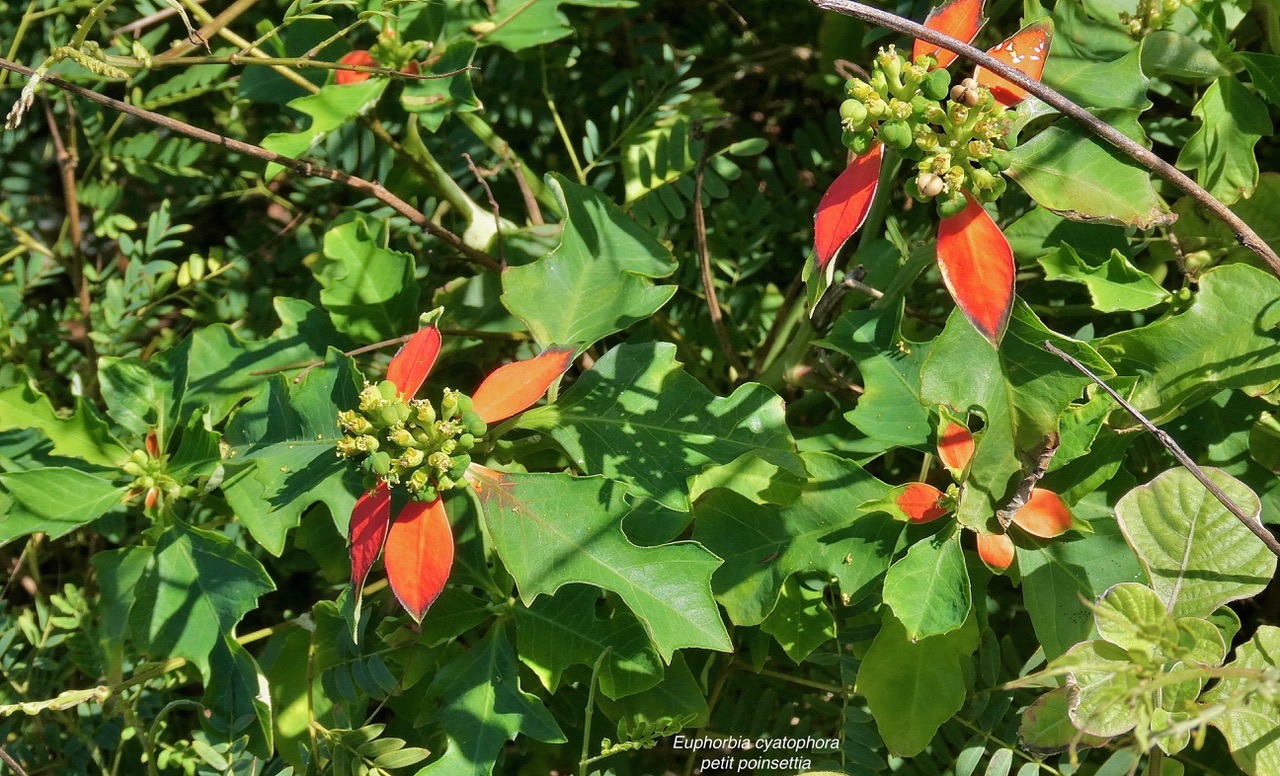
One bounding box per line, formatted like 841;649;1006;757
896;482;950;523
976;531;1015;571
349;482;391;597
936;192;1015;344
385;326;441;399
1011;488;1073;538
336;50;377;85
913;0;986;69
384;497;454;622
471;346;575;425
937;421;975;473
813;143;884;281
974;19;1053;106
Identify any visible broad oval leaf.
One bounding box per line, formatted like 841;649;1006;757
384;496;454;622
1114;467;1276;618
935;193;1015;344
883;526;972;639
813;143;883;279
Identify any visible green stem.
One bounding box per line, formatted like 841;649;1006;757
578;648;611;775
456;112;560;215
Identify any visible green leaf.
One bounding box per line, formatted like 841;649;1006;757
400;42;480;131
417;627;565;775
859;610;979;757
693;452;895;625
1037;245;1169;312
1018;687;1109;754
514;585;663;699
1239;53;1280;107
99;338;190;442
261;79;388;179
1017;519;1144;660
595;652;709;738
1114;467;1275;618
921;303;1111;529
472;469;731;661
883;525;971;640
480;0;637;52
0;468;129;542
1176;76;1273;205
1061;639;1143;737
1140;31;1229;82
521;342;802;511
130;520;274;679
687;454;804;507
1203;625;1280;776
760;577;836;663
222;351;364;555
92;547;151;675
0;383;127;467
186;300;341;425
1044;46;1150;111
314;216;419;343
1009;110;1173;229
204;636;273;757
501;176;677;351
1004;206;1130;264
1097;264;1280;428
820;305;932;451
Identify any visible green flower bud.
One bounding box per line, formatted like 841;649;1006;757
869;70;888;95
881;120;913;150
439;438;458;455
921;68;951;101
358;383;385;413
414;484;439;503
887;98;912;121
462;411;487;437
865;95;888;120
412;427;434;446
336;436;360;458
844;129;875;155
948;102;970;126
406;468;431;494
456;433;476;451
377;380;399;402
398;447;425;468
355;435;380;453
388;426;416;448
914;127;941;153
428;451;452;472
437;475;456;491
847;79;873;101
413;400;436;425
441;389;460;419
450;454;472;475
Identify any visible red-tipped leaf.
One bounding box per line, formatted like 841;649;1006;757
937;421;975;474
336;49;377;85
386;326;441;398
976;531;1015;571
1011;488;1073;538
974;19;1053;106
471;346;575;425
349;483;392;597
936;193;1015;344
384;497;454;622
913;0;986;69
896;482;950;524
813;143;884;281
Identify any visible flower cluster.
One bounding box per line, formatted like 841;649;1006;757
839;45;1015;215
121;429;177;511
336;382;487;504
1119;0;1195;37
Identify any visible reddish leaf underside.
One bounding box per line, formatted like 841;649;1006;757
349;482;392;597
896;482;950;523
1011;488;1073;538
386;326;442;398
336;49;377;86
976;532;1015;571
913;0;986;69
937;421;975;473
471;346;575;425
384;497;454;622
936;193;1015;344
974;19;1053;106
813;143;884;281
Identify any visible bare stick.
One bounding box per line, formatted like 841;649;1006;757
0;57;501;274
809;0;1280;279
1043;340;1280;559
462;152;505;266
693;137;746;377
0;747;29;776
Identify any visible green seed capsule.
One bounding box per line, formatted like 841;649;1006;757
451;454;472;472
881;120;913;150
377;380;399;401
369;451;392;476
990;148;1012;169
936;192;969;219
462;411;487;437
921;68;951;101
844;130;874;155
456;433;476;451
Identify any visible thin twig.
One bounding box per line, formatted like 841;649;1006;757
0;57;501;274
809;0;1280;278
508;155;544;226
693;133;746;377
462;152;505;266
1043;340;1280;559
0;746;29;776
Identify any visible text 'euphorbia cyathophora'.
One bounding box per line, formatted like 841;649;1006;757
814;0;1053;344
336;326;573;621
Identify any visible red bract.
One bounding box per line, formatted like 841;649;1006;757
895;482;951;523
1010;487;1073;538
347;326;574;621
936;419;975;474
336;50;377;85
976;531;1014;571
814;4;1054;345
